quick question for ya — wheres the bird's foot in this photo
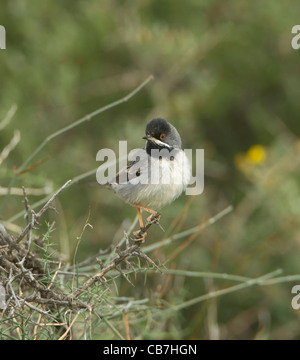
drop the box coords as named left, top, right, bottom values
left=146, top=211, right=160, bottom=224
left=146, top=212, right=164, bottom=232
left=134, top=212, right=164, bottom=243
left=133, top=229, right=147, bottom=243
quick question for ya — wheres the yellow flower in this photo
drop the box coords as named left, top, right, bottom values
left=246, top=145, right=267, bottom=165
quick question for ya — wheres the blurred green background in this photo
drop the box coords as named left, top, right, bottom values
left=1, top=0, right=300, bottom=339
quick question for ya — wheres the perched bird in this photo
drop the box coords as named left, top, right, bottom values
left=107, top=118, right=191, bottom=242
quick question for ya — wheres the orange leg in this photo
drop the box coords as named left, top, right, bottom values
left=133, top=204, right=163, bottom=242
left=136, top=207, right=144, bottom=228
left=135, top=204, right=157, bottom=215
left=135, top=204, right=161, bottom=225
left=134, top=206, right=147, bottom=242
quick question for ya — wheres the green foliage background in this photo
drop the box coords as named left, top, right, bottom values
left=1, top=0, right=300, bottom=339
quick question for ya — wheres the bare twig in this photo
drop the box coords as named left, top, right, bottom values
left=22, top=186, right=30, bottom=227
left=0, top=184, right=53, bottom=197
left=0, top=130, right=21, bottom=166
left=15, top=180, right=71, bottom=244
left=0, top=104, right=18, bottom=131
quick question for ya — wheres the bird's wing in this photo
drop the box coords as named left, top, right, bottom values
left=111, top=159, right=140, bottom=185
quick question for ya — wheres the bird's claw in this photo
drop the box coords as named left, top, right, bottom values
left=146, top=212, right=164, bottom=232
left=146, top=211, right=160, bottom=224
left=133, top=230, right=147, bottom=243
left=134, top=212, right=164, bottom=243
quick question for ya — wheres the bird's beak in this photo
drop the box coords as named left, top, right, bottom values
left=142, top=134, right=172, bottom=149
left=142, top=135, right=157, bottom=141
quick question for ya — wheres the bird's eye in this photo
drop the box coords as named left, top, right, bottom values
left=160, top=133, right=166, bottom=140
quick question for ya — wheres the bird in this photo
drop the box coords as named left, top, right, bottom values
left=108, top=118, right=191, bottom=242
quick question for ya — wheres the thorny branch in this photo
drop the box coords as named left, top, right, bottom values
left=0, top=180, right=162, bottom=336
left=70, top=226, right=162, bottom=299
